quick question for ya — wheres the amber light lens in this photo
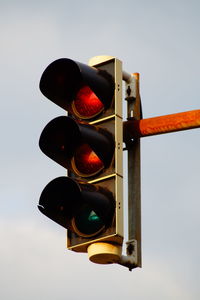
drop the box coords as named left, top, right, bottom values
left=72, top=144, right=104, bottom=177
left=72, top=86, right=104, bottom=119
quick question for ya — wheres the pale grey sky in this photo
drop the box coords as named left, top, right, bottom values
left=0, top=1, right=200, bottom=299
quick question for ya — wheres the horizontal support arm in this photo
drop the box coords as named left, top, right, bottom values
left=124, top=109, right=200, bottom=141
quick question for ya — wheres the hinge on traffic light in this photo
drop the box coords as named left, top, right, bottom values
left=123, top=130, right=136, bottom=151
left=125, top=73, right=142, bottom=119
left=123, top=75, right=136, bottom=151
left=118, top=239, right=138, bottom=271
left=125, top=73, right=136, bottom=100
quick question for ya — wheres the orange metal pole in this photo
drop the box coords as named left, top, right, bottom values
left=124, top=109, right=200, bottom=140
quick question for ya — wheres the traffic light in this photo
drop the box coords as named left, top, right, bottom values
left=38, top=56, right=123, bottom=264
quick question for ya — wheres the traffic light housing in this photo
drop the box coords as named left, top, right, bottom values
left=39, top=58, right=115, bottom=120
left=38, top=56, right=123, bottom=263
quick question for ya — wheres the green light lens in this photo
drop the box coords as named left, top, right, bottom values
left=73, top=204, right=105, bottom=237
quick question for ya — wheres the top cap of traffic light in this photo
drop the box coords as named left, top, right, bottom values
left=39, top=58, right=115, bottom=120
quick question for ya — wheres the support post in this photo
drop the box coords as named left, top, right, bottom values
left=119, top=73, right=142, bottom=270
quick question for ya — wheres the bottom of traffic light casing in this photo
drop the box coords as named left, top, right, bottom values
left=67, top=232, right=123, bottom=253
left=87, top=242, right=122, bottom=264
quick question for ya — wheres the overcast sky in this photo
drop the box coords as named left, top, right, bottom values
left=1, top=0, right=200, bottom=299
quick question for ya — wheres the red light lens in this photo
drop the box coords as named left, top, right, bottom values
left=72, top=144, right=104, bottom=177
left=72, top=86, right=104, bottom=119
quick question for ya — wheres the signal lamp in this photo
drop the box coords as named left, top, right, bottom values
left=38, top=176, right=115, bottom=238
left=72, top=143, right=104, bottom=177
left=71, top=85, right=104, bottom=119
left=39, top=116, right=114, bottom=178
left=39, top=58, right=114, bottom=120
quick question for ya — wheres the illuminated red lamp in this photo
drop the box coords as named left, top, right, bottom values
left=71, top=86, right=104, bottom=119
left=39, top=116, right=114, bottom=179
left=72, top=143, right=104, bottom=177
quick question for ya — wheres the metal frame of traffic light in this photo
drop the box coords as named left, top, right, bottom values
left=118, top=72, right=142, bottom=270
left=67, top=56, right=124, bottom=263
